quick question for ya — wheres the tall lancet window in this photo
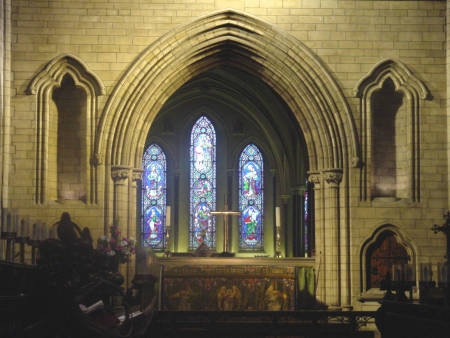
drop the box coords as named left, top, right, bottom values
left=239, top=144, right=264, bottom=251
left=190, top=116, right=216, bottom=249
left=142, top=144, right=167, bottom=250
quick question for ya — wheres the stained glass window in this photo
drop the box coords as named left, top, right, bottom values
left=142, top=144, right=166, bottom=250
left=239, top=144, right=264, bottom=250
left=190, top=116, right=216, bottom=249
left=304, top=185, right=309, bottom=254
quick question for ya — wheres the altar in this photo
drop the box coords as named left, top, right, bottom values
left=158, top=257, right=316, bottom=311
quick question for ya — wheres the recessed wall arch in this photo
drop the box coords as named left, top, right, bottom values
left=354, top=58, right=430, bottom=202
left=27, top=54, right=105, bottom=204
left=359, top=224, right=417, bottom=291
left=95, top=9, right=359, bottom=174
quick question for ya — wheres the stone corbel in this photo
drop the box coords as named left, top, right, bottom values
left=90, top=152, right=103, bottom=167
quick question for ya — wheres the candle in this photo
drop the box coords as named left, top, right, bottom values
left=13, top=213, right=19, bottom=234
left=49, top=225, right=56, bottom=239
left=36, top=222, right=42, bottom=240
left=37, top=222, right=42, bottom=240
left=166, top=206, right=171, bottom=226
left=442, top=264, right=448, bottom=283
left=275, top=206, right=280, bottom=228
left=23, top=216, right=30, bottom=238
left=32, top=223, right=38, bottom=241
left=421, top=263, right=432, bottom=282
left=438, top=263, right=447, bottom=283
left=6, top=212, right=12, bottom=232
left=406, top=264, right=415, bottom=282
left=1, top=208, right=5, bottom=233
left=40, top=222, right=48, bottom=240
left=19, top=219, right=25, bottom=238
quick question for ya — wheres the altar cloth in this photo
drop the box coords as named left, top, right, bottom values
left=162, top=265, right=297, bottom=311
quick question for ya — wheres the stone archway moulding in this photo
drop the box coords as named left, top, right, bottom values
left=95, top=9, right=359, bottom=173
left=95, top=9, right=360, bottom=307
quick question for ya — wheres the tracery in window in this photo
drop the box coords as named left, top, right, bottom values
left=142, top=144, right=167, bottom=249
left=239, top=144, right=264, bottom=250
left=189, top=116, right=216, bottom=249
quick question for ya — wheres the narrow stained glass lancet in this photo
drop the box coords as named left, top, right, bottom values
left=142, top=144, right=166, bottom=250
left=190, top=116, right=216, bottom=249
left=304, top=181, right=309, bottom=255
left=239, top=144, right=264, bottom=250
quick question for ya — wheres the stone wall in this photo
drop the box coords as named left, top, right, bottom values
left=5, top=0, right=449, bottom=307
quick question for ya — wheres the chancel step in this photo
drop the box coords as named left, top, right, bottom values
left=149, top=310, right=376, bottom=338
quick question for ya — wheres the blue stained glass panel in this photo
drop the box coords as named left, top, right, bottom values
left=304, top=190, right=309, bottom=254
left=190, top=116, right=216, bottom=249
left=239, top=144, right=264, bottom=250
left=142, top=144, right=166, bottom=249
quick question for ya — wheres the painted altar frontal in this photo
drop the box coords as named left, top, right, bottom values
left=160, top=258, right=315, bottom=311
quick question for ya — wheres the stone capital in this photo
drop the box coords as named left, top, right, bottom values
left=307, top=171, right=321, bottom=187
left=292, top=185, right=307, bottom=195
left=111, top=166, right=130, bottom=183
left=323, top=169, right=343, bottom=187
left=132, top=168, right=144, bottom=182
left=280, top=194, right=290, bottom=203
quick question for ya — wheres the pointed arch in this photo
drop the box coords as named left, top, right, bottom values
left=360, top=224, right=417, bottom=291
left=355, top=58, right=430, bottom=201
left=27, top=54, right=105, bottom=204
left=95, top=9, right=359, bottom=174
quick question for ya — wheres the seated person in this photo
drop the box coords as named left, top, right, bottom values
left=56, top=212, right=92, bottom=247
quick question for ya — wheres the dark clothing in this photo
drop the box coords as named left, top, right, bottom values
left=56, top=213, right=83, bottom=244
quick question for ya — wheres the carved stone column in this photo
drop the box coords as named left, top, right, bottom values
left=280, top=194, right=290, bottom=257
left=308, top=172, right=323, bottom=304
left=324, top=169, right=343, bottom=308
left=127, top=168, right=143, bottom=288
left=111, top=166, right=130, bottom=232
left=130, top=169, right=143, bottom=239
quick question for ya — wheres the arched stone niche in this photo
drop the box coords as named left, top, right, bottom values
left=27, top=54, right=105, bottom=204
left=360, top=225, right=416, bottom=291
left=354, top=59, right=430, bottom=202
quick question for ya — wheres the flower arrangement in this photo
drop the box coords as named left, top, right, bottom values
left=97, top=225, right=136, bottom=264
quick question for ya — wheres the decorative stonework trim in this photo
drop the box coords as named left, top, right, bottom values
left=27, top=54, right=104, bottom=204
left=323, top=169, right=343, bottom=187
left=307, top=171, right=321, bottom=187
left=354, top=58, right=430, bottom=202
left=354, top=58, right=429, bottom=100
left=131, top=168, right=144, bottom=182
left=111, top=166, right=130, bottom=182
left=95, top=9, right=359, bottom=173
left=27, top=54, right=105, bottom=96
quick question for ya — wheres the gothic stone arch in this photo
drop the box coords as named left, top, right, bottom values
left=96, top=9, right=359, bottom=308
left=27, top=54, right=105, bottom=204
left=354, top=58, right=430, bottom=202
